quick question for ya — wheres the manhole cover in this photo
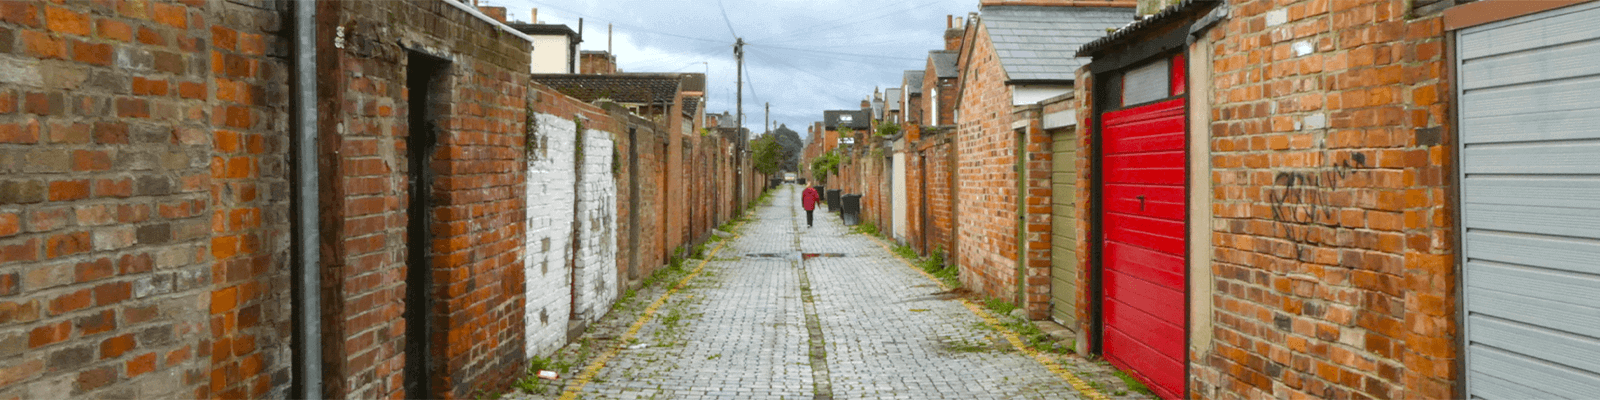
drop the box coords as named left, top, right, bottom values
left=800, top=253, right=847, bottom=260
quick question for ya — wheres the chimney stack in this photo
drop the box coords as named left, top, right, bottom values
left=478, top=6, right=507, bottom=23
left=529, top=8, right=538, bottom=23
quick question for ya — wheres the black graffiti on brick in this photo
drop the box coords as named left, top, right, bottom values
left=1267, top=152, right=1367, bottom=258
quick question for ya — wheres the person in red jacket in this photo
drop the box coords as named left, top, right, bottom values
left=801, top=186, right=821, bottom=228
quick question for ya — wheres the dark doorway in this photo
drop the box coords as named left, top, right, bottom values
left=919, top=152, right=929, bottom=256
left=404, top=51, right=447, bottom=400
left=628, top=127, right=640, bottom=281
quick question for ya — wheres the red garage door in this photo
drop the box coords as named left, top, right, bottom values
left=1100, top=57, right=1186, bottom=398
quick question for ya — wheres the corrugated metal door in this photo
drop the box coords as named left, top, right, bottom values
left=1051, top=128, right=1078, bottom=326
left=1101, top=96, right=1186, bottom=400
left=1459, top=3, right=1600, bottom=398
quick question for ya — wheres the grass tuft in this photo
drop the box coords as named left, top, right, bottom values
left=1112, top=369, right=1154, bottom=396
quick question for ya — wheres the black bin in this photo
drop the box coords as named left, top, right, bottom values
left=826, top=189, right=842, bottom=213
left=840, top=194, right=862, bottom=226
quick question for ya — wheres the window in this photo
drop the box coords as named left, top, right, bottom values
left=1121, top=59, right=1170, bottom=106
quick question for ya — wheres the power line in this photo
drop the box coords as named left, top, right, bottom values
left=520, top=1, right=728, bottom=44
left=747, top=43, right=924, bottom=62
left=743, top=62, right=761, bottom=107
left=716, top=0, right=740, bottom=39
left=747, top=0, right=962, bottom=43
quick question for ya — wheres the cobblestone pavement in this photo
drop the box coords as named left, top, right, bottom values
left=519, top=186, right=1116, bottom=400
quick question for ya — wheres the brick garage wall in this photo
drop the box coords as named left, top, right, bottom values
left=0, top=0, right=291, bottom=398
left=1072, top=66, right=1098, bottom=348
left=915, top=129, right=957, bottom=258
left=314, top=1, right=531, bottom=398
left=1189, top=0, right=1457, bottom=398
left=1012, top=106, right=1054, bottom=320
left=953, top=23, right=1026, bottom=303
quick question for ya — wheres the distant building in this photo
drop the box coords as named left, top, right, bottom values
left=511, top=22, right=582, bottom=73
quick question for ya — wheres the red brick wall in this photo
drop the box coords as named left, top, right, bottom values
left=579, top=52, right=616, bottom=75
left=0, top=0, right=291, bottom=398
left=1072, top=67, right=1099, bottom=346
left=1012, top=107, right=1054, bottom=320
left=315, top=1, right=531, bottom=398
left=912, top=129, right=958, bottom=258
left=953, top=23, right=1024, bottom=303
left=1188, top=0, right=1458, bottom=398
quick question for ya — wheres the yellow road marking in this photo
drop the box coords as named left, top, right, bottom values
left=557, top=232, right=734, bottom=400
left=868, top=236, right=1110, bottom=400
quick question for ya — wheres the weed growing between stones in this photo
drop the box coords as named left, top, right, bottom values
left=850, top=221, right=880, bottom=236
left=982, top=298, right=1073, bottom=355
left=1112, top=368, right=1153, bottom=396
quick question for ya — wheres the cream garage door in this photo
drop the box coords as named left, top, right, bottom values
left=1458, top=2, right=1600, bottom=398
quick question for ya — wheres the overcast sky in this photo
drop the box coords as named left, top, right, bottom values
left=496, top=0, right=978, bottom=140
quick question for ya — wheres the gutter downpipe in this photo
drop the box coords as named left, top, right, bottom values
left=291, top=0, right=322, bottom=398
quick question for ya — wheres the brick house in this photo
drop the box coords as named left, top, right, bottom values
left=921, top=50, right=960, bottom=127
left=902, top=70, right=927, bottom=128
left=580, top=50, right=618, bottom=74
left=1070, top=0, right=1600, bottom=398
left=948, top=1, right=1133, bottom=320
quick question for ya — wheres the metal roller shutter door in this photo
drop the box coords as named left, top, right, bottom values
left=1458, top=2, right=1600, bottom=398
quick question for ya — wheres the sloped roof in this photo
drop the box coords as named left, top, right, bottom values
left=824, top=110, right=871, bottom=130
left=682, top=97, right=700, bottom=117
left=930, top=51, right=959, bottom=79
left=904, top=70, right=926, bottom=94
left=1077, top=0, right=1221, bottom=57
left=980, top=5, right=1134, bottom=81
left=885, top=88, right=903, bottom=111
left=530, top=74, right=683, bottom=104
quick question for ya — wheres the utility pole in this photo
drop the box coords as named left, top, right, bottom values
left=765, top=102, right=770, bottom=136
left=735, top=38, right=744, bottom=140
left=734, top=38, right=745, bottom=209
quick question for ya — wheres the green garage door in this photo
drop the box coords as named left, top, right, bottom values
left=1050, top=128, right=1078, bottom=326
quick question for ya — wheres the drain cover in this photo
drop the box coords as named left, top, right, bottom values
left=800, top=253, right=847, bottom=260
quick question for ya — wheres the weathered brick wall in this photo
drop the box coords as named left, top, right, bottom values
left=0, top=0, right=291, bottom=398
left=953, top=24, right=1024, bottom=302
left=522, top=112, right=575, bottom=358
left=1190, top=0, right=1457, bottom=398
left=315, top=1, right=531, bottom=398
left=573, top=122, right=619, bottom=329
left=916, top=129, right=957, bottom=258
left=1072, top=67, right=1098, bottom=349
left=1012, top=106, right=1054, bottom=320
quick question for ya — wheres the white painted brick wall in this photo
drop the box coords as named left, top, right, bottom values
left=522, top=113, right=620, bottom=359
left=524, top=114, right=576, bottom=358
left=572, top=127, right=619, bottom=325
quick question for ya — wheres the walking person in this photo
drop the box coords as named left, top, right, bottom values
left=801, top=185, right=821, bottom=228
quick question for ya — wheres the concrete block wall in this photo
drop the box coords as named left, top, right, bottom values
left=0, top=0, right=292, bottom=398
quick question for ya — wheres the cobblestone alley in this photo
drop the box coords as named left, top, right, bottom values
left=509, top=186, right=1146, bottom=400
